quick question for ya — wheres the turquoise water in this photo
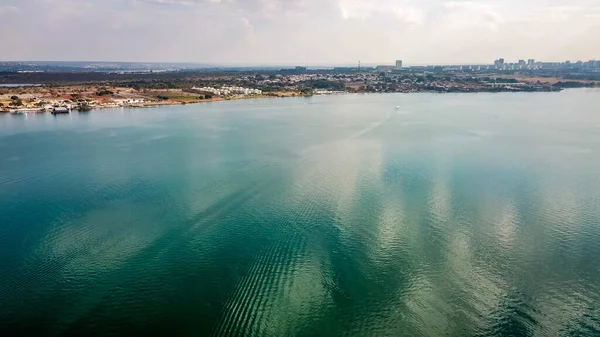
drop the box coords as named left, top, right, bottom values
left=1, top=91, right=600, bottom=336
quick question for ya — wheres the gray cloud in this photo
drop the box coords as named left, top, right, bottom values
left=1, top=0, right=599, bottom=64
left=0, top=5, right=19, bottom=16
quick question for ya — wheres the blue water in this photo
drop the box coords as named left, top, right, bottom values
left=1, top=91, right=600, bottom=336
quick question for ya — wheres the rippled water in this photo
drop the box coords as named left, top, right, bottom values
left=1, top=91, right=600, bottom=336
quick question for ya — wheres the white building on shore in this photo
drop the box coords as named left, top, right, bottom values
left=191, top=86, right=262, bottom=96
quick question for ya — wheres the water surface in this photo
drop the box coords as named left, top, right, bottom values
left=1, top=91, right=600, bottom=336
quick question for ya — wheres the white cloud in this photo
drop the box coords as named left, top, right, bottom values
left=438, top=1, right=503, bottom=31
left=1, top=0, right=599, bottom=64
left=520, top=5, right=600, bottom=22
left=136, top=0, right=195, bottom=5
left=339, top=0, right=424, bottom=25
left=0, top=5, right=19, bottom=16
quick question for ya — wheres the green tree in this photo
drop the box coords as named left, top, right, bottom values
left=96, top=89, right=114, bottom=96
left=78, top=104, right=92, bottom=112
left=309, top=79, right=345, bottom=91
left=300, top=87, right=313, bottom=96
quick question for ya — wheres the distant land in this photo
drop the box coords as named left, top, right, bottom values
left=1, top=58, right=598, bottom=114
left=2, top=59, right=599, bottom=74
left=0, top=61, right=353, bottom=73
left=0, top=61, right=239, bottom=73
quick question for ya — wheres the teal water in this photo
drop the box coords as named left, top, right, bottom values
left=1, top=91, right=600, bottom=336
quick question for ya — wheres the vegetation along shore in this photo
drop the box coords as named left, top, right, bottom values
left=1, top=67, right=598, bottom=114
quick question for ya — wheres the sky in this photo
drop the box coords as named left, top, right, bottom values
left=1, top=0, right=600, bottom=65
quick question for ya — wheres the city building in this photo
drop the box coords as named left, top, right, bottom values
left=395, top=60, right=403, bottom=69
left=191, top=86, right=262, bottom=96
left=494, top=58, right=505, bottom=69
left=377, top=65, right=396, bottom=72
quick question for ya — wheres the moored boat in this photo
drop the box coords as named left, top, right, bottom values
left=52, top=107, right=70, bottom=114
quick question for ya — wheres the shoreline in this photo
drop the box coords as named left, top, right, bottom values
left=2, top=88, right=590, bottom=115
left=4, top=70, right=595, bottom=114
left=0, top=92, right=302, bottom=114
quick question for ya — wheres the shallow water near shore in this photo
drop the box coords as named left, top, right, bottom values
left=1, top=91, right=600, bottom=336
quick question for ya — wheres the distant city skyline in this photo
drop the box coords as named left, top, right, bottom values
left=1, top=58, right=598, bottom=69
left=1, top=0, right=600, bottom=64
left=2, top=58, right=599, bottom=69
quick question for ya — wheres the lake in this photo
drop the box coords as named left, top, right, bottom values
left=0, top=84, right=41, bottom=87
left=1, top=91, right=599, bottom=336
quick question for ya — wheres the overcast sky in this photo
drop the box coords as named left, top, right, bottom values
left=1, top=0, right=599, bottom=65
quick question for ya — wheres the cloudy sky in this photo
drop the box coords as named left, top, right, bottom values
left=1, top=0, right=599, bottom=65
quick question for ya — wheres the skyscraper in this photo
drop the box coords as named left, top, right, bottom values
left=395, top=60, right=403, bottom=69
left=494, top=58, right=505, bottom=69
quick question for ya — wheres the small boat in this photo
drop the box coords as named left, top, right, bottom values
left=20, top=108, right=43, bottom=114
left=52, top=107, right=70, bottom=115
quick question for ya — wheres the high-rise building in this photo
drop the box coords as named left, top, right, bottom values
left=395, top=60, right=403, bottom=69
left=494, top=58, right=505, bottom=69
left=527, top=59, right=536, bottom=67
left=518, top=60, right=526, bottom=66
left=377, top=65, right=396, bottom=72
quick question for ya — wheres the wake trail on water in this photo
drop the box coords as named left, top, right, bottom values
left=350, top=111, right=395, bottom=139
